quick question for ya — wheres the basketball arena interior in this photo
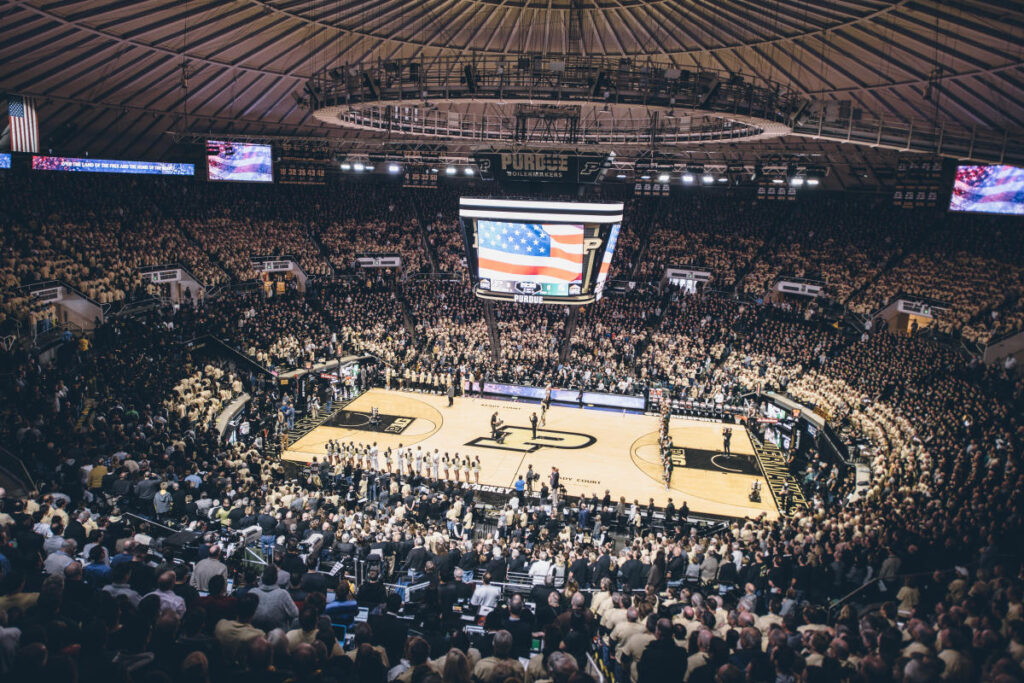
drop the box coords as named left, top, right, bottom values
left=1, top=2, right=1023, bottom=682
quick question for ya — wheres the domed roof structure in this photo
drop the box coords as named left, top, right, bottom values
left=2, top=0, right=1021, bottom=160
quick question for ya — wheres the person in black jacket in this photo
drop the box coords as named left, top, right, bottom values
left=665, top=546, right=687, bottom=587
left=485, top=547, right=507, bottom=582
left=357, top=568, right=387, bottom=607
left=569, top=554, right=590, bottom=588
left=65, top=511, right=88, bottom=549
left=663, top=499, right=676, bottom=533
left=619, top=550, right=642, bottom=589
left=279, top=539, right=305, bottom=579
left=507, top=547, right=528, bottom=575
left=534, top=588, right=563, bottom=630
left=505, top=594, right=535, bottom=658
left=637, top=619, right=686, bottom=683
left=453, top=567, right=475, bottom=601
left=368, top=592, right=408, bottom=667
left=458, top=542, right=478, bottom=574
left=403, top=536, right=430, bottom=576
left=437, top=571, right=460, bottom=614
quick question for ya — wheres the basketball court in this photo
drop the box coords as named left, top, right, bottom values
left=282, top=388, right=779, bottom=520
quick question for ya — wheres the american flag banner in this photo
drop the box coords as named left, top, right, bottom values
left=949, top=164, right=1024, bottom=215
left=8, top=95, right=39, bottom=153
left=477, top=220, right=584, bottom=284
left=206, top=140, right=273, bottom=182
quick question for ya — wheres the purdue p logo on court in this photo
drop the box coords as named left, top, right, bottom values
left=466, top=426, right=596, bottom=453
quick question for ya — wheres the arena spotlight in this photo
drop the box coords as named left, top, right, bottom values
left=790, top=177, right=805, bottom=187
left=717, top=177, right=728, bottom=183
left=771, top=177, right=785, bottom=184
left=445, top=166, right=457, bottom=175
left=658, top=173, right=670, bottom=182
left=701, top=174, right=714, bottom=184
left=353, top=162, right=365, bottom=172
left=640, top=174, right=651, bottom=180
left=682, top=173, right=695, bottom=184
left=388, top=164, right=401, bottom=174
left=616, top=173, right=627, bottom=179
left=463, top=167, right=474, bottom=176
left=806, top=178, right=820, bottom=186
left=340, top=163, right=351, bottom=170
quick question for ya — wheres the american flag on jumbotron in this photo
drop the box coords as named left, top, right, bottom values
left=477, top=220, right=584, bottom=284
left=206, top=140, right=273, bottom=182
left=950, top=164, right=1024, bottom=215
left=8, top=95, right=39, bottom=154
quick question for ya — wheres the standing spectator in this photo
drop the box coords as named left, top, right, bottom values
left=214, top=594, right=265, bottom=666
left=190, top=545, right=228, bottom=592
left=638, top=619, right=686, bottom=683
left=252, top=565, right=299, bottom=631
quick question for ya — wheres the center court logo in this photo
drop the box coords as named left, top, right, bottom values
left=466, top=426, right=596, bottom=453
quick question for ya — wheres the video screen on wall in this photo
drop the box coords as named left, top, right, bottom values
left=206, top=140, right=273, bottom=182
left=949, top=164, right=1024, bottom=215
left=459, top=198, right=624, bottom=305
left=32, top=155, right=193, bottom=176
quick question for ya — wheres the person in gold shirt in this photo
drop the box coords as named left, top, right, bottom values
left=87, top=458, right=108, bottom=490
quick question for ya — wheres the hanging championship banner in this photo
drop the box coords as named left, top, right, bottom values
left=474, top=150, right=610, bottom=183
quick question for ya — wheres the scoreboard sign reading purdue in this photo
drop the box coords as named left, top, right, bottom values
left=474, top=150, right=609, bottom=183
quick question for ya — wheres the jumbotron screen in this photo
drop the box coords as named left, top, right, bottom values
left=949, top=164, right=1024, bottom=215
left=459, top=198, right=624, bottom=305
left=206, top=140, right=273, bottom=182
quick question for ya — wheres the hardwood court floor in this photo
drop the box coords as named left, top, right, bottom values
left=283, top=388, right=778, bottom=520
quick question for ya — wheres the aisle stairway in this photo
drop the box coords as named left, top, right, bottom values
left=409, top=192, right=441, bottom=272
left=840, top=249, right=909, bottom=308
left=306, top=227, right=337, bottom=277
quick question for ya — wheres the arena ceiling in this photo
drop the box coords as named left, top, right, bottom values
left=2, top=0, right=1023, bottom=162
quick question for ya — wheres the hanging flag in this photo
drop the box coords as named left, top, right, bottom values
left=8, top=95, right=39, bottom=153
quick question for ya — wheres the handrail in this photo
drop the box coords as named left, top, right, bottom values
left=0, top=445, right=35, bottom=493
left=985, top=327, right=1024, bottom=348
left=773, top=274, right=827, bottom=287
left=827, top=575, right=895, bottom=621
left=793, top=111, right=1024, bottom=165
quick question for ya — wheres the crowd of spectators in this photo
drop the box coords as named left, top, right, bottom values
left=490, top=303, right=569, bottom=387
left=0, top=290, right=1021, bottom=682
left=4, top=174, right=1024, bottom=345
left=639, top=196, right=766, bottom=289
left=407, top=280, right=492, bottom=372
left=0, top=175, right=229, bottom=326
left=165, top=362, right=244, bottom=430
left=1, top=173, right=1023, bottom=682
left=563, top=288, right=661, bottom=395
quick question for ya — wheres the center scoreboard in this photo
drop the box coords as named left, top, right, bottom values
left=459, top=198, right=624, bottom=305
